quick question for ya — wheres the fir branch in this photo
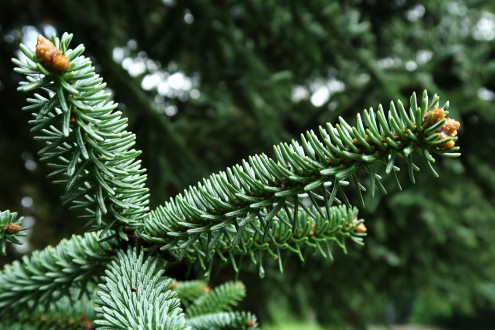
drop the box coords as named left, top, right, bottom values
left=12, top=33, right=149, bottom=233
left=141, top=91, right=457, bottom=269
left=94, top=248, right=188, bottom=329
left=0, top=210, right=26, bottom=255
left=173, top=204, right=361, bottom=273
left=2, top=294, right=95, bottom=330
left=171, top=280, right=210, bottom=307
left=0, top=231, right=115, bottom=313
left=187, top=311, right=259, bottom=330
left=186, top=281, right=246, bottom=318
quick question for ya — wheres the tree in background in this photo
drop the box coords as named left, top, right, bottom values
left=0, top=1, right=494, bottom=328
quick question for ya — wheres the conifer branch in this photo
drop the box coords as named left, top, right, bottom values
left=186, top=281, right=246, bottom=318
left=94, top=248, right=188, bottom=329
left=172, top=280, right=259, bottom=329
left=0, top=210, right=26, bottom=255
left=156, top=204, right=363, bottom=273
left=13, top=33, right=149, bottom=234
left=173, top=280, right=258, bottom=329
left=0, top=231, right=115, bottom=313
left=172, top=280, right=211, bottom=307
left=1, top=294, right=95, bottom=330
left=6, top=30, right=465, bottom=329
left=141, top=91, right=459, bottom=269
left=187, top=311, right=259, bottom=330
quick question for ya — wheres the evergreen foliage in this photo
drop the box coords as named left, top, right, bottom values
left=0, top=31, right=462, bottom=328
left=13, top=34, right=149, bottom=235
left=95, top=248, right=188, bottom=329
left=1, top=1, right=494, bottom=328
left=141, top=90, right=459, bottom=272
left=0, top=294, right=95, bottom=330
left=0, top=0, right=484, bottom=328
left=0, top=231, right=114, bottom=312
left=185, top=281, right=246, bottom=317
left=172, top=280, right=211, bottom=306
left=187, top=312, right=258, bottom=330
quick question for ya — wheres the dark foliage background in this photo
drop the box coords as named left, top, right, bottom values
left=1, top=0, right=494, bottom=328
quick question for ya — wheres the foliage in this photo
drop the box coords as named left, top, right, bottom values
left=1, top=0, right=494, bottom=328
left=0, top=231, right=114, bottom=311
left=95, top=248, right=188, bottom=329
left=14, top=34, right=149, bottom=234
left=0, top=30, right=461, bottom=328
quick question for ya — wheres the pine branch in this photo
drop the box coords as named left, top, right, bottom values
left=0, top=210, right=26, bottom=255
left=94, top=248, right=188, bottom=329
left=140, top=91, right=459, bottom=269
left=12, top=33, right=149, bottom=233
left=187, top=311, right=258, bottom=330
left=0, top=231, right=115, bottom=314
left=186, top=281, right=246, bottom=318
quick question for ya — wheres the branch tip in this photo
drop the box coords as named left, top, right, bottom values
left=423, top=108, right=460, bottom=149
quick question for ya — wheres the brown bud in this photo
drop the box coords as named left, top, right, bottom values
left=3, top=223, right=21, bottom=235
left=203, top=286, right=211, bottom=293
left=423, top=108, right=461, bottom=149
left=246, top=319, right=257, bottom=328
left=440, top=118, right=461, bottom=137
left=354, top=223, right=367, bottom=234
left=35, top=35, right=69, bottom=73
left=437, top=117, right=460, bottom=149
left=423, top=108, right=445, bottom=125
left=440, top=140, right=454, bottom=149
left=170, top=281, right=178, bottom=290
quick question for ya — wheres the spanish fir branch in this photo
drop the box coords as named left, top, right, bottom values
left=12, top=33, right=149, bottom=233
left=140, top=91, right=459, bottom=269
left=94, top=248, right=189, bottom=330
left=2, top=293, right=95, bottom=330
left=171, top=280, right=211, bottom=307
left=173, top=280, right=258, bottom=330
left=186, top=281, right=246, bottom=318
left=170, top=280, right=257, bottom=329
left=165, top=204, right=362, bottom=273
left=6, top=31, right=464, bottom=330
left=0, top=231, right=115, bottom=313
left=187, top=312, right=259, bottom=330
left=0, top=210, right=26, bottom=255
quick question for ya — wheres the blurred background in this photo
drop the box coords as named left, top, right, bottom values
left=1, top=0, right=494, bottom=329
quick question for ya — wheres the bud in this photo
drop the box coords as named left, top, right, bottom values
left=3, top=223, right=21, bottom=235
left=354, top=223, right=367, bottom=233
left=423, top=108, right=445, bottom=125
left=245, top=319, right=257, bottom=328
left=423, top=108, right=460, bottom=149
left=35, top=35, right=70, bottom=73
